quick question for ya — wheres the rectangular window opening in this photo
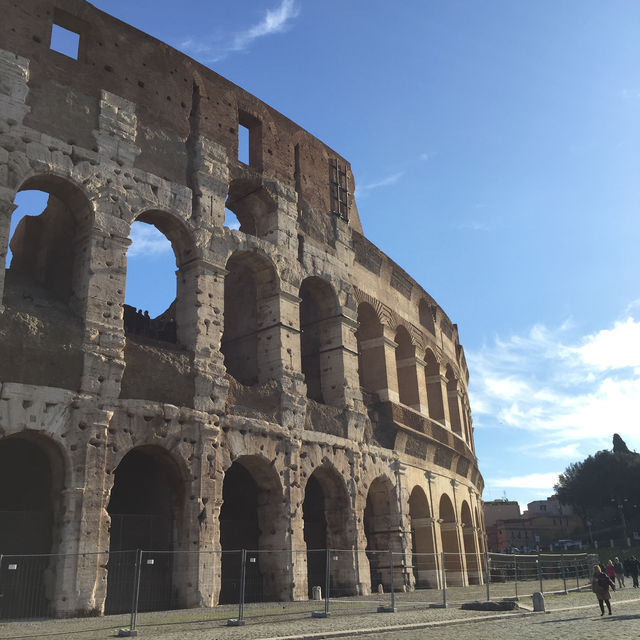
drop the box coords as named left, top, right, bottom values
left=50, top=23, right=80, bottom=60
left=238, top=110, right=262, bottom=169
left=238, top=123, right=250, bottom=165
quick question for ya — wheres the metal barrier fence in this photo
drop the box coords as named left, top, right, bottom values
left=0, top=549, right=598, bottom=633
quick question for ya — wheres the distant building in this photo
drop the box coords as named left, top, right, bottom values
left=484, top=497, right=582, bottom=552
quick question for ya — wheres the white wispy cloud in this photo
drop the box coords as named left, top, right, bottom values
left=355, top=171, right=404, bottom=197
left=468, top=316, right=640, bottom=463
left=486, top=472, right=562, bottom=490
left=128, top=223, right=173, bottom=258
left=181, top=0, right=299, bottom=63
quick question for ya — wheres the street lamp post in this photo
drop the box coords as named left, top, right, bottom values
left=611, top=498, right=629, bottom=546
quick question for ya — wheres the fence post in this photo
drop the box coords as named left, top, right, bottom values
left=324, top=548, right=331, bottom=617
left=575, top=557, right=580, bottom=590
left=117, top=549, right=142, bottom=637
left=514, top=556, right=518, bottom=600
left=485, top=552, right=490, bottom=602
left=442, top=552, right=447, bottom=608
left=226, top=549, right=247, bottom=626
left=537, top=552, right=543, bottom=594
left=561, top=553, right=567, bottom=594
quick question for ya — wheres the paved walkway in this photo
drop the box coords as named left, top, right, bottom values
left=0, top=589, right=638, bottom=640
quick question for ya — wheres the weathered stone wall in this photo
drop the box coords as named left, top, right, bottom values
left=0, top=0, right=485, bottom=616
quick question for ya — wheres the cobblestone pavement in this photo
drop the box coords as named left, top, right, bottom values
left=0, top=589, right=638, bottom=640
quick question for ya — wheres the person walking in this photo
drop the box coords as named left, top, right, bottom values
left=629, top=556, right=640, bottom=588
left=605, top=560, right=616, bottom=588
left=592, top=564, right=614, bottom=616
left=613, top=557, right=625, bottom=588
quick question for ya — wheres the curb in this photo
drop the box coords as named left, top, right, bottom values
left=254, top=610, right=537, bottom=640
left=254, top=596, right=640, bottom=640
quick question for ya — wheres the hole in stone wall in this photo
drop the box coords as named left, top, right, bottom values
left=238, top=124, right=250, bottom=165
left=49, top=23, right=80, bottom=59
left=5, top=190, right=49, bottom=270
left=124, top=221, right=177, bottom=344
left=224, top=207, right=240, bottom=230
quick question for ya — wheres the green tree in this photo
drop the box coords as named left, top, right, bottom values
left=554, top=435, right=640, bottom=534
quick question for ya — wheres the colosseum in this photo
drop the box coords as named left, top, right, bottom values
left=0, top=0, right=485, bottom=617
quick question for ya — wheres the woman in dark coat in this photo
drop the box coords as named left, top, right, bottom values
left=592, top=564, right=614, bottom=616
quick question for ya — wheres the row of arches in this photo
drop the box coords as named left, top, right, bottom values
left=0, top=433, right=484, bottom=616
left=2, top=176, right=471, bottom=445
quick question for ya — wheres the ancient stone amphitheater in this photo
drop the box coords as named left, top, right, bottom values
left=0, top=0, right=485, bottom=617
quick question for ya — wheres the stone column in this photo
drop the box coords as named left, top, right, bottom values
left=54, top=404, right=112, bottom=615
left=256, top=289, right=300, bottom=383
left=76, top=225, right=129, bottom=399
left=284, top=439, right=308, bottom=600
left=0, top=196, right=17, bottom=311
left=447, top=383, right=465, bottom=438
left=176, top=256, right=228, bottom=413
left=426, top=363, right=451, bottom=427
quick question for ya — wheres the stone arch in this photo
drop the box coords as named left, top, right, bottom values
left=445, top=365, right=463, bottom=437
left=120, top=209, right=198, bottom=405
left=299, top=276, right=341, bottom=406
left=460, top=500, right=481, bottom=584
left=225, top=179, right=277, bottom=239
left=394, top=324, right=420, bottom=408
left=418, top=299, right=435, bottom=335
left=5, top=174, right=93, bottom=306
left=105, top=445, right=186, bottom=613
left=221, top=250, right=279, bottom=386
left=424, top=349, right=446, bottom=423
left=219, top=454, right=288, bottom=603
left=438, top=493, right=464, bottom=585
left=0, top=175, right=93, bottom=391
left=363, top=475, right=401, bottom=591
left=302, top=462, right=356, bottom=596
left=408, top=486, right=437, bottom=588
left=355, top=302, right=385, bottom=398
left=0, top=431, right=66, bottom=618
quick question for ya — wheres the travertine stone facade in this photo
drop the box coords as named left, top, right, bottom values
left=0, top=0, right=485, bottom=616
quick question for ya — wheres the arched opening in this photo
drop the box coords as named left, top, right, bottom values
left=1, top=177, right=91, bottom=390
left=225, top=180, right=276, bottom=239
left=0, top=434, right=64, bottom=618
left=121, top=211, right=195, bottom=406
left=299, top=277, right=340, bottom=406
left=408, top=486, right=437, bottom=588
left=394, top=326, right=419, bottom=408
left=224, top=207, right=241, bottom=230
left=438, top=494, right=464, bottom=585
left=418, top=299, right=435, bottom=335
left=363, top=476, right=401, bottom=592
left=461, top=501, right=481, bottom=584
left=303, top=465, right=355, bottom=597
left=221, top=251, right=277, bottom=387
left=424, top=349, right=445, bottom=423
left=106, top=447, right=184, bottom=613
left=446, top=366, right=463, bottom=437
left=355, top=302, right=385, bottom=400
left=219, top=456, right=287, bottom=603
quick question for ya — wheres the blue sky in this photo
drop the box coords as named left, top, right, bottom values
left=9, top=1, right=640, bottom=511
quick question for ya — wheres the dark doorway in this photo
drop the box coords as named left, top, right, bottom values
left=303, top=475, right=327, bottom=597
left=0, top=437, right=60, bottom=619
left=105, top=448, right=182, bottom=613
left=219, top=462, right=262, bottom=604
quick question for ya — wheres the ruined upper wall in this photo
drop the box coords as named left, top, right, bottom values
left=0, top=0, right=363, bottom=234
